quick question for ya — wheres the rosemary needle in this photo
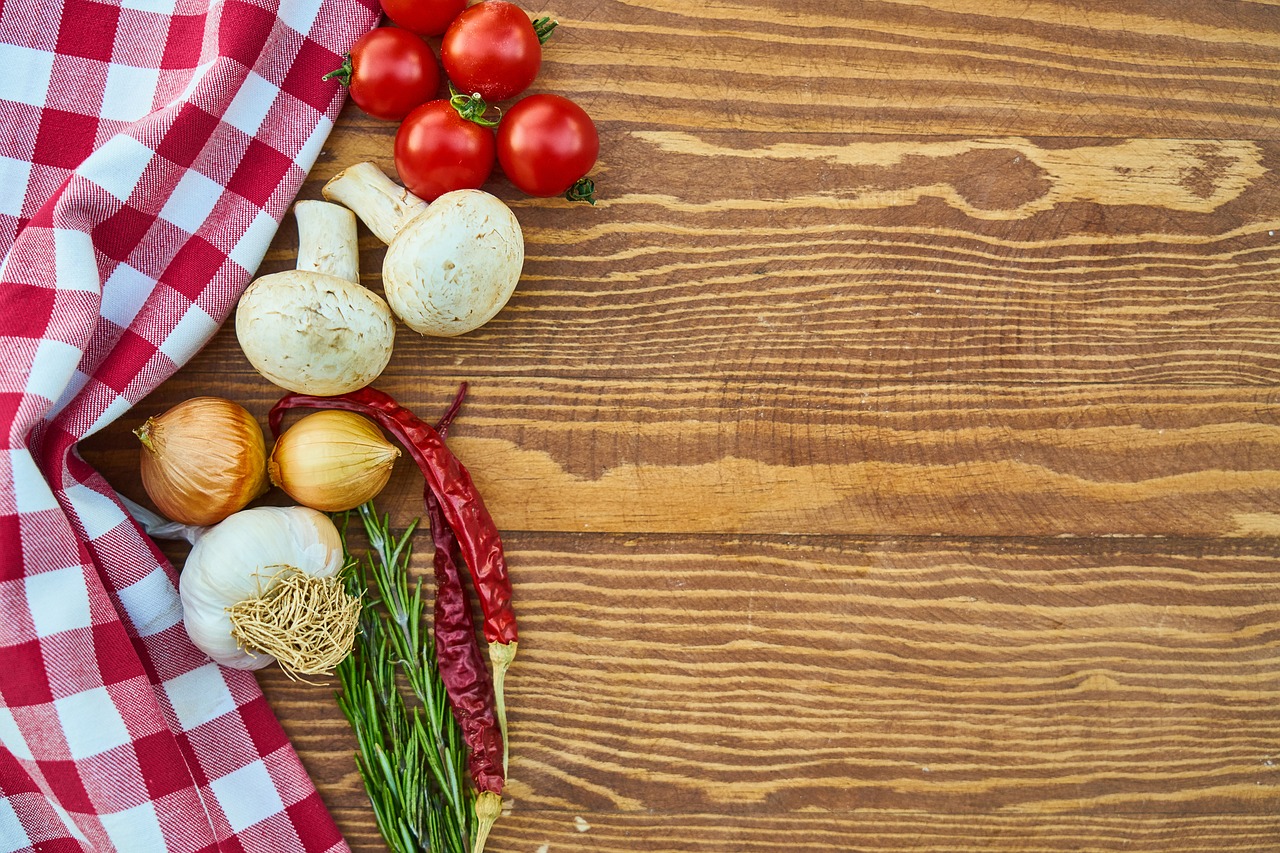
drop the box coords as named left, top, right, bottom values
left=336, top=503, right=475, bottom=853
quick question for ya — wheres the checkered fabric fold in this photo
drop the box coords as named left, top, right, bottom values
left=0, top=0, right=378, bottom=849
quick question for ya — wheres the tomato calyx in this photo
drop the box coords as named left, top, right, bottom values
left=532, top=16, right=558, bottom=44
left=564, top=177, right=596, bottom=205
left=322, top=54, right=354, bottom=87
left=448, top=84, right=502, bottom=127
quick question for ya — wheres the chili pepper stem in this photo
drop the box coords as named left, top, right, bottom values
left=471, top=791, right=502, bottom=853
left=489, top=640, right=517, bottom=775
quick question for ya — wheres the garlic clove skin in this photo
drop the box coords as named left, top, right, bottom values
left=269, top=410, right=400, bottom=512
left=136, top=397, right=269, bottom=526
left=179, top=506, right=343, bottom=670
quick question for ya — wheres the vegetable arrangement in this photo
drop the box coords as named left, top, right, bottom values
left=330, top=0, right=600, bottom=204
left=124, top=5, right=604, bottom=851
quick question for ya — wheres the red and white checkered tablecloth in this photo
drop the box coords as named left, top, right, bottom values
left=0, top=0, right=379, bottom=848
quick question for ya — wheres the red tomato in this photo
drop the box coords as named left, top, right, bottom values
left=441, top=1, right=555, bottom=103
left=379, top=0, right=466, bottom=37
left=332, top=28, right=440, bottom=121
left=497, top=94, right=598, bottom=199
left=395, top=100, right=496, bottom=201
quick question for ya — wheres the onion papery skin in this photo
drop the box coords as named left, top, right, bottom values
left=269, top=410, right=399, bottom=512
left=136, top=397, right=269, bottom=526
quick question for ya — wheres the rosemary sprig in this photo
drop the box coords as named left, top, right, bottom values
left=336, top=502, right=475, bottom=853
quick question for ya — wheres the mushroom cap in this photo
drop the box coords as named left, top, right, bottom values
left=382, top=189, right=524, bottom=337
left=235, top=269, right=396, bottom=396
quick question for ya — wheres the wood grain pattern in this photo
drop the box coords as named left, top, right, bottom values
left=78, top=0, right=1280, bottom=849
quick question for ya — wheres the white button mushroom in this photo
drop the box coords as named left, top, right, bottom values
left=323, top=162, right=524, bottom=337
left=235, top=200, right=396, bottom=396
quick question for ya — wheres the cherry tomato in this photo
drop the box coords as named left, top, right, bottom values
left=395, top=100, right=496, bottom=201
left=379, top=0, right=466, bottom=37
left=329, top=28, right=440, bottom=121
left=441, top=1, right=556, bottom=103
left=497, top=94, right=598, bottom=199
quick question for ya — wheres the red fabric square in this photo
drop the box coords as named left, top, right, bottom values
left=285, top=795, right=342, bottom=849
left=92, top=622, right=140, bottom=687
left=36, top=759, right=94, bottom=813
left=94, top=205, right=155, bottom=263
left=33, top=109, right=99, bottom=171
left=0, top=641, right=53, bottom=705
left=226, top=139, right=292, bottom=207
left=238, top=695, right=288, bottom=757
left=160, top=14, right=207, bottom=70
left=162, top=235, right=224, bottom=299
left=218, top=0, right=273, bottom=68
left=0, top=283, right=55, bottom=335
left=154, top=103, right=220, bottom=169
left=280, top=38, right=341, bottom=113
left=55, top=0, right=120, bottom=62
left=98, top=329, right=158, bottom=392
left=132, top=731, right=191, bottom=800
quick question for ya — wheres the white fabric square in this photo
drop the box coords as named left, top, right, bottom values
left=25, top=565, right=92, bottom=638
left=0, top=43, right=54, bottom=107
left=158, top=303, right=216, bottom=363
left=0, top=798, right=29, bottom=850
left=11, top=450, right=59, bottom=513
left=100, top=800, right=166, bottom=851
left=82, top=136, right=154, bottom=204
left=162, top=665, right=236, bottom=730
left=209, top=761, right=284, bottom=833
left=0, top=156, right=32, bottom=217
left=63, top=483, right=127, bottom=540
left=277, top=0, right=323, bottom=37
left=54, top=228, right=101, bottom=293
left=25, top=338, right=80, bottom=404
left=227, top=208, right=278, bottom=272
left=159, top=169, right=223, bottom=234
left=115, top=567, right=183, bottom=639
left=54, top=687, right=131, bottom=759
left=295, top=114, right=332, bottom=175
left=221, top=72, right=278, bottom=137
left=121, top=0, right=176, bottom=11
left=100, top=64, right=160, bottom=122
left=100, top=261, right=156, bottom=328
left=0, top=706, right=33, bottom=760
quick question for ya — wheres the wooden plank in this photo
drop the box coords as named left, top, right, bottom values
left=338, top=809, right=1280, bottom=853
left=247, top=532, right=1280, bottom=848
left=530, top=0, right=1280, bottom=138
left=80, top=378, right=1280, bottom=539
left=184, top=131, right=1280, bottom=387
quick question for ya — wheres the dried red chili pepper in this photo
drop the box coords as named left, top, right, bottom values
left=269, top=385, right=519, bottom=786
left=430, top=384, right=504, bottom=851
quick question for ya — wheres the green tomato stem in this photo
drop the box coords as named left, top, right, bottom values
left=565, top=177, right=597, bottom=205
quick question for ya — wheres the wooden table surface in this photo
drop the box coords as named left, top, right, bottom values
left=81, top=1, right=1280, bottom=850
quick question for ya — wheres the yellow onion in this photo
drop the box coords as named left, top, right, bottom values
left=135, top=397, right=269, bottom=526
left=269, top=410, right=400, bottom=512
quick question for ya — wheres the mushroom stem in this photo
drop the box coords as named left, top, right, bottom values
left=294, top=200, right=360, bottom=284
left=323, top=162, right=429, bottom=247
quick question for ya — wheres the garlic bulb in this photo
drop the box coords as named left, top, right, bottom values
left=179, top=506, right=359, bottom=677
left=135, top=397, right=268, bottom=526
left=269, top=410, right=400, bottom=512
